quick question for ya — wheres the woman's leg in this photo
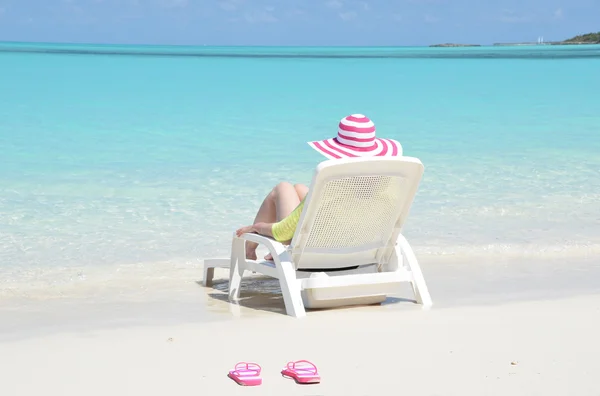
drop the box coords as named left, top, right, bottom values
left=293, top=183, right=309, bottom=202
left=245, top=182, right=308, bottom=259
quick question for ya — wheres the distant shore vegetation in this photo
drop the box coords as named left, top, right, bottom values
left=430, top=31, right=600, bottom=47
left=563, top=32, right=600, bottom=43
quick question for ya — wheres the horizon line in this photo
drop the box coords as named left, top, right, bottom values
left=0, top=39, right=497, bottom=48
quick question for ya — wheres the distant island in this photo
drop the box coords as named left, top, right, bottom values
left=431, top=31, right=599, bottom=47
left=495, top=31, right=599, bottom=46
left=562, top=32, right=600, bottom=44
left=429, top=43, right=481, bottom=48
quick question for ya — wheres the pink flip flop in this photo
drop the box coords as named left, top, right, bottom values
left=281, top=360, right=321, bottom=384
left=228, top=362, right=262, bottom=386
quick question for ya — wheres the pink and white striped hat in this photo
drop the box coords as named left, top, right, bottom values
left=308, top=114, right=403, bottom=160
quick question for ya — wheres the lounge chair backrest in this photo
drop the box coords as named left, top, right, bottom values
left=290, top=157, right=424, bottom=270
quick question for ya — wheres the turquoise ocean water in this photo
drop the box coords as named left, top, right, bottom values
left=1, top=42, right=599, bottom=301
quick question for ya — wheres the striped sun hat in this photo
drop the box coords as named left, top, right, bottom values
left=307, top=114, right=403, bottom=160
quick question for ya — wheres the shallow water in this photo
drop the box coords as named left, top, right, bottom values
left=1, top=43, right=599, bottom=301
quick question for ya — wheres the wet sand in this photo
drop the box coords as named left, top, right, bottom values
left=1, top=255, right=599, bottom=338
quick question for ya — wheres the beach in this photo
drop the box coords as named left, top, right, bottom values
left=1, top=43, right=600, bottom=395
left=2, top=254, right=600, bottom=395
left=1, top=280, right=599, bottom=396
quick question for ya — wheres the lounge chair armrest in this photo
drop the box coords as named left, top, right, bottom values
left=234, top=233, right=289, bottom=260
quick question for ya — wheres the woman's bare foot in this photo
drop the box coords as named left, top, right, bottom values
left=246, top=245, right=258, bottom=260
left=235, top=225, right=259, bottom=260
left=264, top=238, right=291, bottom=261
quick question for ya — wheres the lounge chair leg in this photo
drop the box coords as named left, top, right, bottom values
left=228, top=238, right=246, bottom=301
left=201, top=258, right=230, bottom=287
left=203, top=267, right=215, bottom=287
left=396, top=236, right=433, bottom=308
left=275, top=254, right=306, bottom=318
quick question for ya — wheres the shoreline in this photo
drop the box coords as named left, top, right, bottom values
left=2, top=254, right=599, bottom=342
left=2, top=242, right=600, bottom=301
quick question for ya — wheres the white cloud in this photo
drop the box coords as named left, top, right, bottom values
left=286, top=8, right=305, bottom=17
left=339, top=10, right=357, bottom=20
left=424, top=14, right=440, bottom=23
left=325, top=0, right=343, bottom=9
left=554, top=8, right=563, bottom=19
left=219, top=0, right=242, bottom=12
left=358, top=1, right=370, bottom=11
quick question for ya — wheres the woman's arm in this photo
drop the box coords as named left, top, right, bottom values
left=236, top=200, right=304, bottom=242
left=252, top=222, right=275, bottom=237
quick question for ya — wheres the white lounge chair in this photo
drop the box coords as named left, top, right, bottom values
left=202, top=156, right=432, bottom=318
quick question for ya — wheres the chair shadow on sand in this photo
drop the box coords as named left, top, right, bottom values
left=197, top=277, right=417, bottom=317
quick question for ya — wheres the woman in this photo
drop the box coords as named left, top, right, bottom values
left=236, top=113, right=404, bottom=260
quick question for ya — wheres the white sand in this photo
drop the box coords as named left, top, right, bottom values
left=1, top=292, right=599, bottom=396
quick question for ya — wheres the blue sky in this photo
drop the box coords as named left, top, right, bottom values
left=0, top=0, right=597, bottom=46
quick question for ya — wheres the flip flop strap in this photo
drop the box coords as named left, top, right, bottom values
left=287, top=360, right=317, bottom=374
left=234, top=362, right=261, bottom=374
